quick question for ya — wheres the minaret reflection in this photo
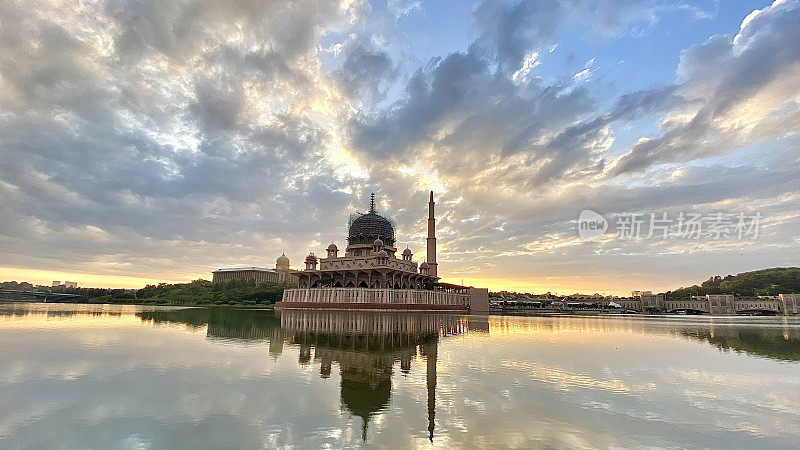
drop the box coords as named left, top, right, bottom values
left=421, top=340, right=437, bottom=442
left=278, top=310, right=487, bottom=441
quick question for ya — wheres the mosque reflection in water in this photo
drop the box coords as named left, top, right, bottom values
left=138, top=308, right=489, bottom=441
left=133, top=307, right=800, bottom=441
left=280, top=311, right=484, bottom=440
left=4, top=304, right=800, bottom=448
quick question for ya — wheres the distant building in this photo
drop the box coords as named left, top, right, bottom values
left=662, top=296, right=704, bottom=313
left=637, top=292, right=664, bottom=310
left=669, top=294, right=736, bottom=315
left=781, top=294, right=800, bottom=315
left=615, top=297, right=642, bottom=311
left=557, top=291, right=666, bottom=312
left=659, top=294, right=799, bottom=315
left=736, top=297, right=783, bottom=314
left=64, top=281, right=77, bottom=288
left=491, top=290, right=800, bottom=315
left=706, top=294, right=735, bottom=315
left=52, top=281, right=61, bottom=287
left=212, top=254, right=298, bottom=286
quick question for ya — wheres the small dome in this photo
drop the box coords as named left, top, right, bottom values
left=376, top=250, right=388, bottom=258
left=420, top=261, right=429, bottom=269
left=276, top=253, right=290, bottom=264
left=373, top=238, right=384, bottom=247
left=402, top=247, right=412, bottom=255
left=305, top=253, right=318, bottom=262
left=327, top=243, right=338, bottom=251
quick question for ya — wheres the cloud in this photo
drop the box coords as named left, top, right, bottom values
left=0, top=0, right=797, bottom=293
left=474, top=0, right=565, bottom=71
left=0, top=0, right=371, bottom=279
left=573, top=68, right=593, bottom=82
left=347, top=0, right=799, bottom=292
left=608, top=85, right=680, bottom=121
left=387, top=0, right=423, bottom=19
left=333, top=38, right=398, bottom=104
left=191, top=78, right=245, bottom=132
left=473, top=0, right=661, bottom=74
left=608, top=0, right=800, bottom=175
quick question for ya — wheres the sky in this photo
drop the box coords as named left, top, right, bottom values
left=0, top=0, right=798, bottom=295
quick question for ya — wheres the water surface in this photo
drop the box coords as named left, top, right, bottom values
left=1, top=303, right=799, bottom=448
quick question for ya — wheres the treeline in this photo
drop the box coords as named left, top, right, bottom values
left=668, top=267, right=800, bottom=299
left=2, top=279, right=287, bottom=306
left=137, top=279, right=285, bottom=305
left=138, top=307, right=282, bottom=335
left=0, top=281, right=137, bottom=302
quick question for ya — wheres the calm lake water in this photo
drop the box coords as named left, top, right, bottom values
left=1, top=303, right=800, bottom=449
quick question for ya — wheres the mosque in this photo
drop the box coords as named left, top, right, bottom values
left=277, top=192, right=489, bottom=312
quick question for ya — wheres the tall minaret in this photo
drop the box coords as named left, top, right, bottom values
left=426, top=191, right=438, bottom=277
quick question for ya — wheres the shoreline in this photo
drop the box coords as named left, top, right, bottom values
left=4, top=301, right=799, bottom=320
left=0, top=299, right=276, bottom=309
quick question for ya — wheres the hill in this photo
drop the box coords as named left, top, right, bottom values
left=669, top=267, right=800, bottom=299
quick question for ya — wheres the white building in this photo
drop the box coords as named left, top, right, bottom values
left=212, top=254, right=298, bottom=285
